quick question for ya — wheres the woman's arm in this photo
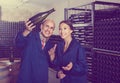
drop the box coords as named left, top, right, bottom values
left=70, top=46, right=87, bottom=76
left=62, top=45, right=87, bottom=76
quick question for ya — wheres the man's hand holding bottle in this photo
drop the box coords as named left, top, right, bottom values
left=23, top=20, right=36, bottom=36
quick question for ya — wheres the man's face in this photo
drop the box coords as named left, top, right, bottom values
left=41, top=20, right=55, bottom=38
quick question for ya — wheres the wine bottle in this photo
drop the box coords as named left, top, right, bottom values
left=29, top=8, right=55, bottom=25
left=9, top=47, right=14, bottom=62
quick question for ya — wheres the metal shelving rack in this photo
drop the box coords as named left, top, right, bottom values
left=0, top=21, right=25, bottom=58
left=64, top=1, right=120, bottom=83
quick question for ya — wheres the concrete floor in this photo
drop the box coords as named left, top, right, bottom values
left=0, top=62, right=60, bottom=83
left=9, top=68, right=60, bottom=83
left=49, top=68, right=60, bottom=83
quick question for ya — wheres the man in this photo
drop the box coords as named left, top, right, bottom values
left=15, top=19, right=55, bottom=83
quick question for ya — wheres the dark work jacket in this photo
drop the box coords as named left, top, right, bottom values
left=15, top=30, right=54, bottom=83
left=53, top=38, right=88, bottom=83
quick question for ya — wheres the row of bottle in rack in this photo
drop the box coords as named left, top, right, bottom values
left=64, top=1, right=120, bottom=82
left=66, top=8, right=120, bottom=52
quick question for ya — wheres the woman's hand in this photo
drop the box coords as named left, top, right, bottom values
left=57, top=70, right=66, bottom=79
left=62, top=62, right=73, bottom=71
left=48, top=44, right=57, bottom=61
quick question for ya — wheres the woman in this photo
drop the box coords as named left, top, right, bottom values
left=49, top=20, right=88, bottom=83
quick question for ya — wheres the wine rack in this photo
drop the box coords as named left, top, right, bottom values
left=92, top=48, right=120, bottom=83
left=0, top=21, right=25, bottom=58
left=64, top=1, right=120, bottom=83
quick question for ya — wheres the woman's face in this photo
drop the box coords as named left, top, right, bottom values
left=59, top=23, right=73, bottom=39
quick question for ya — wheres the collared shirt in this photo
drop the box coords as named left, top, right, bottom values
left=39, top=32, right=47, bottom=49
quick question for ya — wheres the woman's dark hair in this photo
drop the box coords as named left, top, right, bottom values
left=59, top=20, right=73, bottom=30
